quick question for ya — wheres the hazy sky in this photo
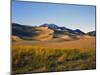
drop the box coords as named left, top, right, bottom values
left=12, top=1, right=96, bottom=32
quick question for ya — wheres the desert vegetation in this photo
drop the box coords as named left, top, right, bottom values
left=12, top=45, right=96, bottom=74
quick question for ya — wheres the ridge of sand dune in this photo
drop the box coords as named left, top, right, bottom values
left=12, top=35, right=22, bottom=41
left=78, top=35, right=95, bottom=39
left=33, top=27, right=54, bottom=41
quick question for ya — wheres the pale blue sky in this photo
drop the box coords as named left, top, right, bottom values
left=12, top=1, right=96, bottom=32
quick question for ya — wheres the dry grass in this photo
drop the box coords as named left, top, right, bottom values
left=12, top=43, right=96, bottom=74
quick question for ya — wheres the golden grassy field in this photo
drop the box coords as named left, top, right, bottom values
left=12, top=37, right=96, bottom=74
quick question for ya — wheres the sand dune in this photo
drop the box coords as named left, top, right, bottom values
left=33, top=27, right=54, bottom=41
left=13, top=36, right=96, bottom=50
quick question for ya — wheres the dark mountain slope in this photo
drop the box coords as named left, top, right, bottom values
left=87, top=31, right=96, bottom=36
left=12, top=23, right=54, bottom=41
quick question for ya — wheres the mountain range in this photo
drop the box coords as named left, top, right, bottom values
left=12, top=23, right=96, bottom=41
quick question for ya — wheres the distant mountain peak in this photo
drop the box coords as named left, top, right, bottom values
left=74, top=29, right=85, bottom=35
left=40, top=24, right=60, bottom=30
